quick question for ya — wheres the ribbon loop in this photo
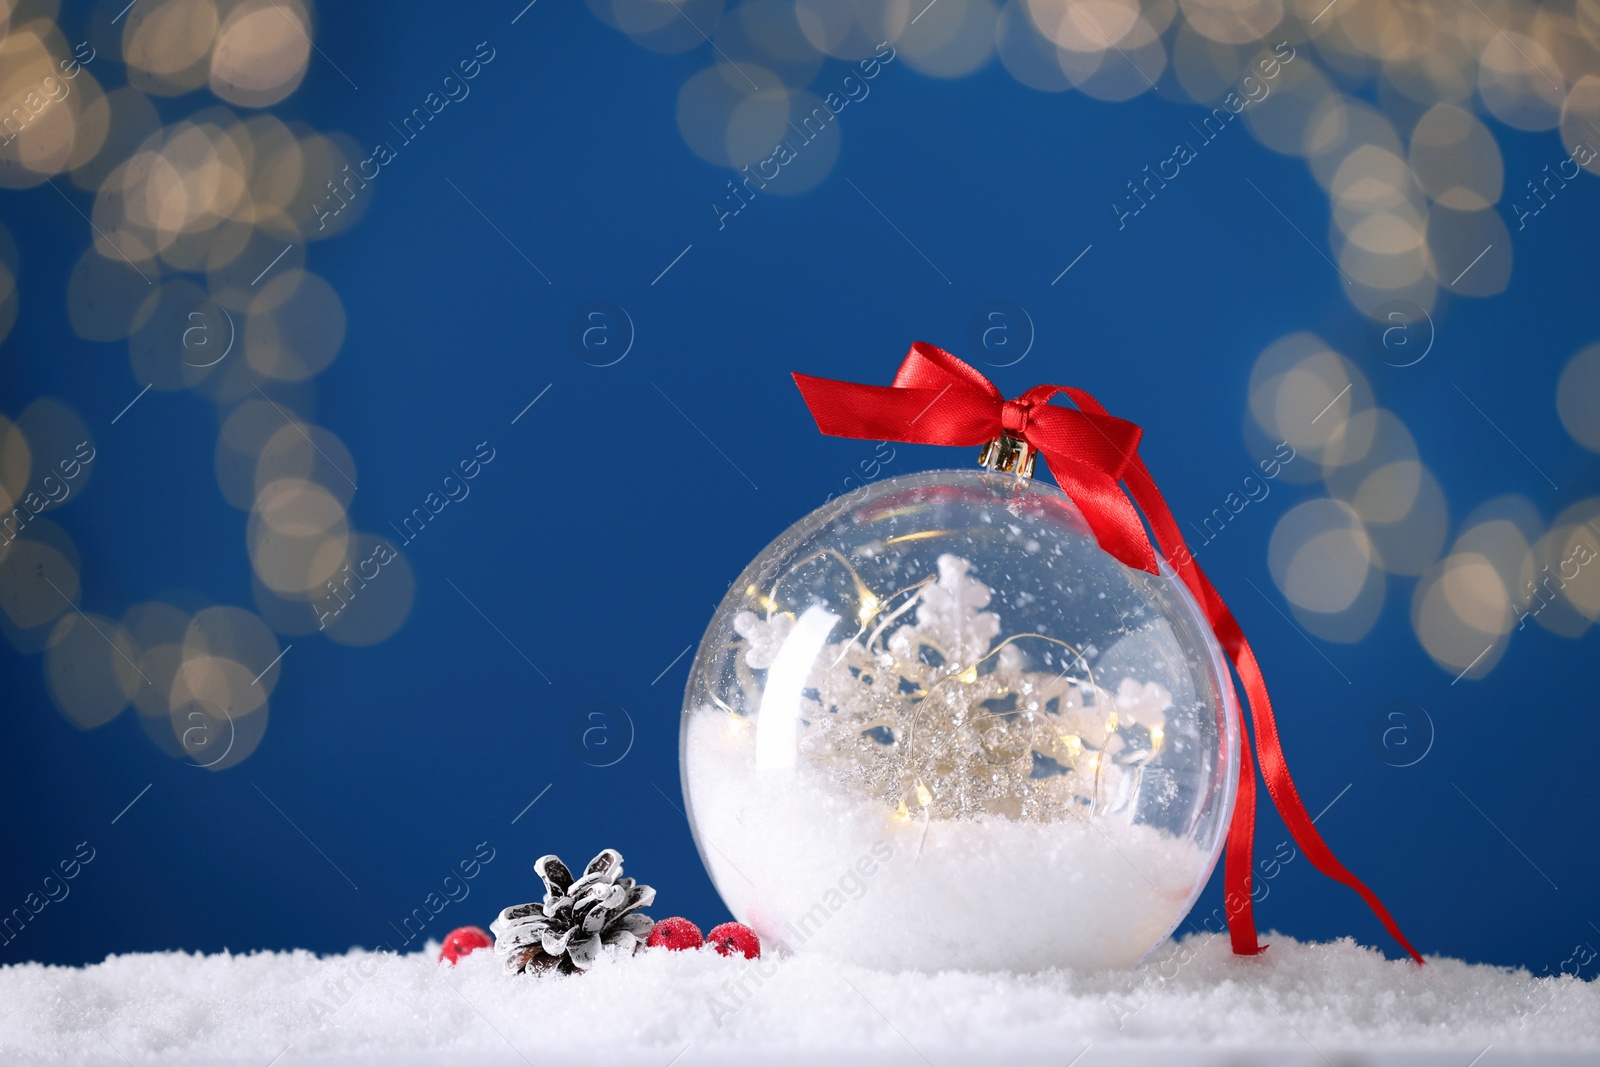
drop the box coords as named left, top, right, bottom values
left=792, top=342, right=1424, bottom=966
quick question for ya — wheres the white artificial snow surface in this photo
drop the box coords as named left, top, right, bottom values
left=2, top=935, right=1596, bottom=1066
left=683, top=710, right=1211, bottom=973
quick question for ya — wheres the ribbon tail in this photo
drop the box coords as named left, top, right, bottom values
left=1225, top=706, right=1264, bottom=955
left=1224, top=626, right=1426, bottom=965
left=1142, top=469, right=1424, bottom=964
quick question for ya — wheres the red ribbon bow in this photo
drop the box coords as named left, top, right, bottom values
left=793, top=342, right=1424, bottom=965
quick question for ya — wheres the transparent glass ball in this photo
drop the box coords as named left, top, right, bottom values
left=680, top=469, right=1239, bottom=972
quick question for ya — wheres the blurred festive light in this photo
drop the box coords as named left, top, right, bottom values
left=0, top=0, right=376, bottom=769
left=244, top=268, right=346, bottom=382
left=1323, top=410, right=1449, bottom=577
left=1556, top=341, right=1600, bottom=453
left=1543, top=498, right=1600, bottom=623
left=69, top=85, right=160, bottom=191
left=1454, top=509, right=1541, bottom=625
left=1409, top=103, right=1504, bottom=211
left=1061, top=11, right=1167, bottom=100
left=1559, top=74, right=1600, bottom=176
left=254, top=420, right=356, bottom=509
left=0, top=19, right=100, bottom=188
left=717, top=0, right=827, bottom=86
left=997, top=0, right=1074, bottom=91
left=796, top=0, right=909, bottom=60
left=1424, top=203, right=1511, bottom=297
left=319, top=533, right=416, bottom=647
left=124, top=600, right=193, bottom=723
left=749, top=88, right=843, bottom=196
left=0, top=411, right=30, bottom=521
left=209, top=0, right=311, bottom=108
left=248, top=477, right=351, bottom=596
left=1413, top=552, right=1512, bottom=680
left=1478, top=28, right=1565, bottom=132
left=1268, top=496, right=1386, bottom=643
left=13, top=398, right=94, bottom=512
left=896, top=0, right=997, bottom=81
left=185, top=605, right=282, bottom=692
left=1527, top=515, right=1596, bottom=638
left=1241, top=49, right=1337, bottom=156
left=0, top=516, right=81, bottom=650
left=678, top=62, right=789, bottom=167
left=123, top=0, right=219, bottom=96
left=589, top=0, right=728, bottom=55
left=1411, top=496, right=1545, bottom=681
left=217, top=398, right=300, bottom=509
left=1170, top=18, right=1250, bottom=102
left=45, top=610, right=140, bottom=729
left=169, top=647, right=270, bottom=771
left=589, top=0, right=1600, bottom=320
left=1247, top=331, right=1376, bottom=477
left=1270, top=497, right=1373, bottom=613
left=287, top=129, right=366, bottom=240
left=1180, top=0, right=1282, bottom=47
left=208, top=224, right=305, bottom=291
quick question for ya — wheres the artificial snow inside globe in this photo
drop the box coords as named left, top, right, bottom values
left=681, top=464, right=1240, bottom=973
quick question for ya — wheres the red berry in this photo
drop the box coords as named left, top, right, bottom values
left=707, top=922, right=761, bottom=959
left=646, top=917, right=704, bottom=951
left=438, top=926, right=492, bottom=965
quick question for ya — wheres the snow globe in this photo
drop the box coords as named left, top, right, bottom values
left=680, top=461, right=1240, bottom=972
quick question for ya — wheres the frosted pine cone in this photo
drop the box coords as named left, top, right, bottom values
left=490, top=849, right=655, bottom=975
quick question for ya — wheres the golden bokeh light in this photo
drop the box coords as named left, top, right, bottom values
left=1556, top=341, right=1600, bottom=453
left=1242, top=49, right=1337, bottom=156
left=320, top=533, right=416, bottom=647
left=70, top=85, right=161, bottom=191
left=0, top=410, right=32, bottom=512
left=757, top=89, right=842, bottom=196
left=1544, top=499, right=1600, bottom=623
left=1424, top=204, right=1511, bottom=297
left=1248, top=331, right=1376, bottom=476
left=248, top=476, right=350, bottom=596
left=1413, top=552, right=1511, bottom=680
left=123, top=0, right=219, bottom=95
left=1269, top=497, right=1374, bottom=613
left=678, top=63, right=789, bottom=168
left=720, top=0, right=827, bottom=89
left=1559, top=74, right=1600, bottom=177
left=1323, top=410, right=1449, bottom=577
left=590, top=0, right=726, bottom=54
left=997, top=0, right=1073, bottom=92
left=13, top=397, right=93, bottom=512
left=1061, top=11, right=1167, bottom=101
left=1268, top=496, right=1385, bottom=643
left=1409, top=103, right=1504, bottom=211
left=0, top=19, right=98, bottom=188
left=897, top=0, right=997, bottom=82
left=1179, top=0, right=1282, bottom=47
left=185, top=605, right=282, bottom=692
left=244, top=268, right=346, bottom=382
left=209, top=0, right=312, bottom=108
left=1478, top=28, right=1565, bottom=132
left=254, top=420, right=357, bottom=509
left=45, top=610, right=140, bottom=729
left=0, top=516, right=81, bottom=652
left=796, top=0, right=911, bottom=60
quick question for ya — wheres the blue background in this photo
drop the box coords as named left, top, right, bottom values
left=2, top=1, right=1597, bottom=976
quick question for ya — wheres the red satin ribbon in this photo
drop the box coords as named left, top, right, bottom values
left=793, top=342, right=1424, bottom=965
